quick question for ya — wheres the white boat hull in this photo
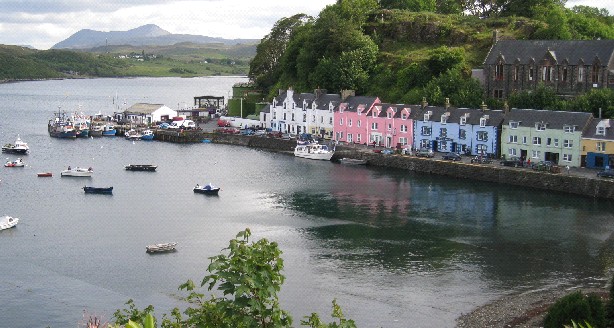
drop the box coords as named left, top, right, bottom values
left=61, top=167, right=93, bottom=177
left=0, top=216, right=18, bottom=230
left=294, top=143, right=334, bottom=161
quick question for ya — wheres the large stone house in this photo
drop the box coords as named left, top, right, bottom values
left=482, top=40, right=614, bottom=99
left=501, top=108, right=593, bottom=167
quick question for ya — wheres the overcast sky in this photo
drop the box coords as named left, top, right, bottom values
left=0, top=0, right=612, bottom=50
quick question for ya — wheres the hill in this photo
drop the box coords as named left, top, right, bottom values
left=52, top=24, right=259, bottom=49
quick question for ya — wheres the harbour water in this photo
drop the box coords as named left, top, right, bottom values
left=2, top=77, right=614, bottom=327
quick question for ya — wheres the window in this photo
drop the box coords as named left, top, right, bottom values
left=536, top=123, right=546, bottom=131
left=371, top=122, right=378, bottom=130
left=509, top=121, right=519, bottom=129
left=554, top=139, right=559, bottom=147
left=592, top=64, right=600, bottom=84
left=329, top=117, right=333, bottom=125
left=597, top=142, right=606, bottom=152
left=509, top=135, right=518, bottom=143
left=459, top=129, right=466, bottom=140
left=401, top=112, right=407, bottom=119
left=320, top=116, right=323, bottom=123
left=542, top=66, right=552, bottom=81
left=357, top=120, right=361, bottom=128
left=522, top=136, right=528, bottom=144
left=347, top=134, right=353, bottom=143
left=508, top=148, right=517, bottom=156
left=529, top=68, right=534, bottom=81
left=400, top=125, right=407, bottom=132
left=339, top=118, right=343, bottom=125
left=441, top=115, right=448, bottom=124
left=399, top=137, right=408, bottom=146
left=312, top=115, right=316, bottom=122
left=513, top=66, right=519, bottom=81
left=532, top=150, right=541, bottom=159
left=480, top=117, right=487, bottom=127
left=546, top=138, right=552, bottom=146
left=423, top=113, right=430, bottom=122
left=563, top=125, right=574, bottom=133
left=578, top=66, right=584, bottom=82
left=563, top=154, right=572, bottom=162
left=477, top=131, right=488, bottom=141
left=357, top=134, right=361, bottom=143
left=372, top=111, right=377, bottom=118
left=440, top=128, right=447, bottom=138
left=421, top=126, right=431, bottom=136
left=460, top=116, right=466, bottom=125
left=597, top=126, right=605, bottom=135
left=533, top=137, right=542, bottom=145
left=495, top=63, right=504, bottom=80
left=387, top=112, right=393, bottom=119
left=494, top=89, right=503, bottom=99
left=303, top=113, right=306, bottom=122
left=563, top=139, right=573, bottom=148
left=388, top=123, right=392, bottom=131
left=420, top=140, right=430, bottom=148
left=477, top=144, right=487, bottom=154
left=562, top=67, right=568, bottom=82
left=349, top=119, right=352, bottom=127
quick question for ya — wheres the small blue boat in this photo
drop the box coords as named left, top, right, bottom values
left=141, top=129, right=154, bottom=140
left=102, top=124, right=117, bottom=136
left=83, top=186, right=113, bottom=194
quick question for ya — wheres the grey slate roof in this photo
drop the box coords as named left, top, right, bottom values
left=484, top=40, right=614, bottom=66
left=504, top=108, right=593, bottom=130
left=410, top=106, right=504, bottom=127
left=342, top=96, right=378, bottom=112
left=584, top=119, right=614, bottom=140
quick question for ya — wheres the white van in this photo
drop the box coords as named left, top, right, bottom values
left=169, top=119, right=196, bottom=130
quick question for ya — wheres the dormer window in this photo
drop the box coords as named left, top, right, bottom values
left=441, top=114, right=448, bottom=124
left=283, top=103, right=286, bottom=109
left=480, top=117, right=487, bottom=127
left=563, top=125, right=574, bottom=133
left=387, top=112, right=393, bottom=119
left=597, top=126, right=606, bottom=136
left=372, top=111, right=377, bottom=118
left=401, top=112, right=407, bottom=120
left=460, top=116, right=466, bottom=125
left=536, top=123, right=546, bottom=131
left=509, top=121, right=519, bottom=129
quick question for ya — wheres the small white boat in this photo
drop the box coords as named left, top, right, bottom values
left=124, top=129, right=142, bottom=140
left=0, top=215, right=19, bottom=231
left=294, top=142, right=334, bottom=161
left=2, top=135, right=29, bottom=154
left=146, top=242, right=177, bottom=253
left=61, top=166, right=93, bottom=177
left=4, top=158, right=25, bottom=167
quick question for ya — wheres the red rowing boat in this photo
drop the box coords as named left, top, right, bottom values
left=37, top=172, right=52, bottom=177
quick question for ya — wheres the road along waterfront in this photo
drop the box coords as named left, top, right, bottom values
left=1, top=77, right=614, bottom=327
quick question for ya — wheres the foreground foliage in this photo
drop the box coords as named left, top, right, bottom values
left=112, top=229, right=355, bottom=328
left=544, top=291, right=605, bottom=328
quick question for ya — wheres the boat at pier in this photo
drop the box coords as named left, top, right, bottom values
left=294, top=142, right=334, bottom=161
left=102, top=124, right=117, bottom=136
left=124, top=129, right=142, bottom=140
left=146, top=242, right=177, bottom=253
left=83, top=186, right=113, bottom=194
left=2, top=135, right=29, bottom=154
left=125, top=164, right=157, bottom=171
left=141, top=129, right=154, bottom=140
left=48, top=108, right=77, bottom=138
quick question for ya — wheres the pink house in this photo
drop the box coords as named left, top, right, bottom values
left=334, top=99, right=414, bottom=150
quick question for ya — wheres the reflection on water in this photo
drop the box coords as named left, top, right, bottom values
left=2, top=78, right=614, bottom=327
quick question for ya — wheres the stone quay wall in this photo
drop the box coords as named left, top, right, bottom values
left=157, top=131, right=614, bottom=200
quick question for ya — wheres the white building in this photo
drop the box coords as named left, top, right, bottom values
left=121, top=103, right=177, bottom=125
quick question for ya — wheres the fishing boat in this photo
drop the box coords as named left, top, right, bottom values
left=125, top=164, right=157, bottom=171
left=2, top=135, right=29, bottom=154
left=124, top=129, right=142, bottom=140
left=140, top=129, right=154, bottom=141
left=146, top=242, right=177, bottom=253
left=4, top=158, right=25, bottom=167
left=61, top=166, right=93, bottom=177
left=193, top=183, right=220, bottom=195
left=89, top=122, right=104, bottom=137
left=293, top=142, right=334, bottom=161
left=48, top=108, right=77, bottom=138
left=37, top=172, right=53, bottom=177
left=83, top=186, right=113, bottom=194
left=102, top=124, right=117, bottom=136
left=0, top=215, right=19, bottom=231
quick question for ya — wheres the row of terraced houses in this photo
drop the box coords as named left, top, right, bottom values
left=255, top=39, right=614, bottom=170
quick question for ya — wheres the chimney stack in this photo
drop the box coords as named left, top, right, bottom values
left=480, top=101, right=488, bottom=111
left=445, top=98, right=450, bottom=109
left=421, top=97, right=428, bottom=109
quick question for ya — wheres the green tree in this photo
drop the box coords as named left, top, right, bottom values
left=425, top=46, right=466, bottom=77
left=532, top=4, right=572, bottom=39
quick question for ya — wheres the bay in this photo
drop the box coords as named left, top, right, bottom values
left=1, top=77, right=614, bottom=327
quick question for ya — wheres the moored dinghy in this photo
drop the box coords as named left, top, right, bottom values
left=61, top=166, right=93, bottom=177
left=146, top=242, right=177, bottom=253
left=83, top=186, right=113, bottom=194
left=125, top=164, right=157, bottom=171
left=193, top=183, right=220, bottom=195
left=0, top=215, right=19, bottom=231
left=4, top=158, right=25, bottom=167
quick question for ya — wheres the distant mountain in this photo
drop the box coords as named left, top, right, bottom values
left=52, top=24, right=259, bottom=49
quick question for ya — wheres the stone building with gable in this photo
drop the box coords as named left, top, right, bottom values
left=481, top=39, right=614, bottom=99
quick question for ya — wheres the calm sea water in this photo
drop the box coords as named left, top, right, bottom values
left=2, top=77, right=614, bottom=328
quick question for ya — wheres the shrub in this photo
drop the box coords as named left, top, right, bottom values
left=543, top=291, right=604, bottom=328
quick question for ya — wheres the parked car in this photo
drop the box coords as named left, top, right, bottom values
left=531, top=160, right=556, bottom=171
left=442, top=152, right=461, bottom=161
left=471, top=156, right=493, bottom=164
left=597, top=170, right=614, bottom=179
left=381, top=148, right=394, bottom=155
left=157, top=122, right=170, bottom=129
left=415, top=148, right=434, bottom=158
left=499, top=156, right=523, bottom=167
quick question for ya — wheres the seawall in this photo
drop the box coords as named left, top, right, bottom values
left=156, top=130, right=614, bottom=200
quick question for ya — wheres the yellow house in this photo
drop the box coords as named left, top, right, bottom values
left=582, top=118, right=614, bottom=169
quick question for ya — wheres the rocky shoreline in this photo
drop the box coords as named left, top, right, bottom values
left=456, top=286, right=609, bottom=327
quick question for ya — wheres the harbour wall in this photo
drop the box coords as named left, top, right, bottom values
left=153, top=130, right=614, bottom=200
